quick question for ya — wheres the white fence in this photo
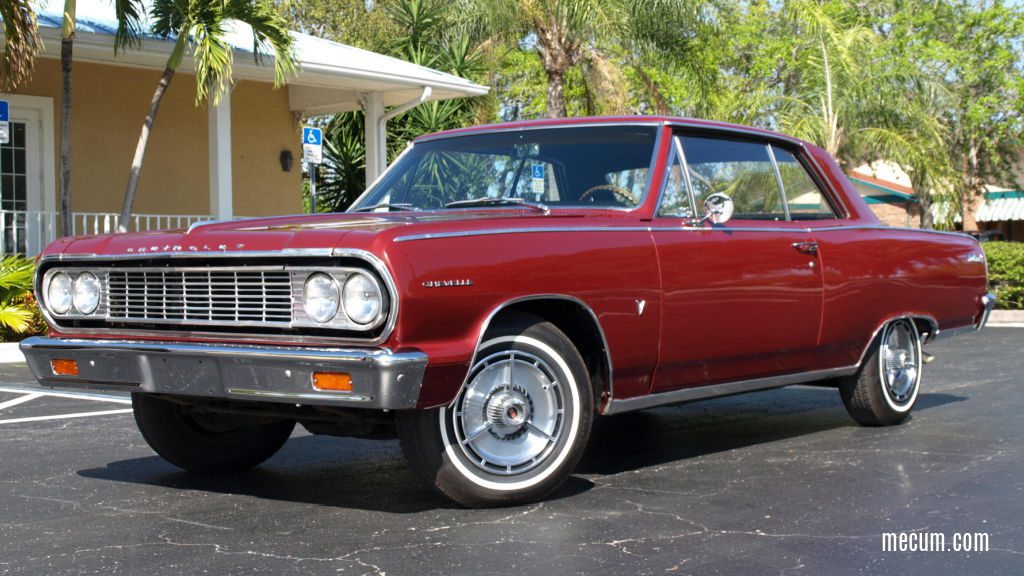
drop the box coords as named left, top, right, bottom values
left=0, top=210, right=214, bottom=257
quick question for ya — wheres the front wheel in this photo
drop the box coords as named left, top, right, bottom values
left=839, top=319, right=923, bottom=426
left=132, top=394, right=295, bottom=473
left=398, top=314, right=594, bottom=507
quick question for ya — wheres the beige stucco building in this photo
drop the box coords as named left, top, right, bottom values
left=0, top=0, right=487, bottom=255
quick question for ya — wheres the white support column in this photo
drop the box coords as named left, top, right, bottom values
left=362, top=92, right=385, bottom=188
left=208, top=95, right=233, bottom=219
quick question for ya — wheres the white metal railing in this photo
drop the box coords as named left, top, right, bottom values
left=0, top=210, right=215, bottom=257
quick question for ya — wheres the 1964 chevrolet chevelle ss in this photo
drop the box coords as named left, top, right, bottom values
left=22, top=117, right=994, bottom=507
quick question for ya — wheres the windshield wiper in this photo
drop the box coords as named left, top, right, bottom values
left=444, top=197, right=549, bottom=214
left=351, top=202, right=421, bottom=213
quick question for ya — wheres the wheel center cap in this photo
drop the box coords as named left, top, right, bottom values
left=485, top=386, right=531, bottom=437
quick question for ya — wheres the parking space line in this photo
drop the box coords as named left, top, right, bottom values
left=0, top=386, right=132, bottom=405
left=0, top=393, right=43, bottom=411
left=0, top=408, right=133, bottom=424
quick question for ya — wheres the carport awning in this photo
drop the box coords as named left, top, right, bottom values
left=976, top=192, right=1024, bottom=222
left=27, top=0, right=489, bottom=114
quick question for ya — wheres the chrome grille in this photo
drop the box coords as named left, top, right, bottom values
left=106, top=268, right=293, bottom=326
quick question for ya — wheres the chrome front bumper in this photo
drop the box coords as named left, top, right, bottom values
left=19, top=337, right=427, bottom=409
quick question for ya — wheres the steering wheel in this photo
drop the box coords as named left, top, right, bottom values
left=578, top=184, right=638, bottom=206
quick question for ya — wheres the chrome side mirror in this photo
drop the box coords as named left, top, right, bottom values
left=702, top=192, right=734, bottom=224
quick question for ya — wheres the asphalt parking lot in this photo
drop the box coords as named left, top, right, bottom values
left=1, top=328, right=1021, bottom=575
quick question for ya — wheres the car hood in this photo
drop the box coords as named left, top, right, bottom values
left=45, top=211, right=589, bottom=259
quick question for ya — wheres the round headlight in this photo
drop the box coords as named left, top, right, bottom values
left=303, top=273, right=340, bottom=323
left=72, top=272, right=101, bottom=315
left=47, top=272, right=73, bottom=315
left=343, top=272, right=383, bottom=325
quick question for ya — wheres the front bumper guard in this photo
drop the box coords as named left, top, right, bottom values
left=20, top=337, right=427, bottom=410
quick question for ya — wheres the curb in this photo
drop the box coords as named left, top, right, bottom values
left=988, top=310, right=1024, bottom=325
left=0, top=342, right=25, bottom=364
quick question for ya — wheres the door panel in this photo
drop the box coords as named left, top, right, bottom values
left=649, top=133, right=824, bottom=391
left=650, top=225, right=823, bottom=390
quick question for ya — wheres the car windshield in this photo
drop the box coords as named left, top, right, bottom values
left=349, top=125, right=659, bottom=212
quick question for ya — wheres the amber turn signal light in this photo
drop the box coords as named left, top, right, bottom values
left=312, top=372, right=352, bottom=392
left=50, top=359, right=80, bottom=376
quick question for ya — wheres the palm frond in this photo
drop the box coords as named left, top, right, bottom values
left=113, top=0, right=146, bottom=53
left=1, top=0, right=42, bottom=90
left=0, top=305, right=34, bottom=333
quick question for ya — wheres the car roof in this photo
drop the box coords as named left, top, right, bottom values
left=414, top=116, right=809, bottom=148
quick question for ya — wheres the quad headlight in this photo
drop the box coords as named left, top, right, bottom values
left=72, top=272, right=101, bottom=315
left=302, top=272, right=341, bottom=323
left=46, top=272, right=74, bottom=315
left=44, top=270, right=103, bottom=316
left=301, top=270, right=385, bottom=327
left=342, top=272, right=383, bottom=325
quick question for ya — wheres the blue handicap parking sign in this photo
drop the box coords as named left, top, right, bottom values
left=531, top=164, right=544, bottom=179
left=0, top=100, right=8, bottom=122
left=302, top=126, right=322, bottom=146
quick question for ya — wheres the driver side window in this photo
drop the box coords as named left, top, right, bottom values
left=680, top=136, right=786, bottom=220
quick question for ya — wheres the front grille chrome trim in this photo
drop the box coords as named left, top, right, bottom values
left=34, top=249, right=399, bottom=346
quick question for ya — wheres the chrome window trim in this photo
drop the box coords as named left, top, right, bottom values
left=35, top=248, right=399, bottom=346
left=765, top=144, right=792, bottom=221
left=662, top=122, right=853, bottom=221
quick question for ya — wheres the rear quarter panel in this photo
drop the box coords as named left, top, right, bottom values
left=812, top=226, right=988, bottom=369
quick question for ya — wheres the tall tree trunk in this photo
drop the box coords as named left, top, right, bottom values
left=634, top=66, right=669, bottom=115
left=59, top=37, right=72, bottom=236
left=118, top=67, right=176, bottom=232
left=545, top=68, right=566, bottom=119
left=914, top=173, right=933, bottom=230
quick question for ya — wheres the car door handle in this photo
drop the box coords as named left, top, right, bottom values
left=792, top=241, right=819, bottom=256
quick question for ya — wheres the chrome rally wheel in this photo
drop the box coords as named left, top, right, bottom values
left=840, top=318, right=923, bottom=426
left=398, top=314, right=593, bottom=507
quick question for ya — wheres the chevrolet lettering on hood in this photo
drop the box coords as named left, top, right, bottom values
left=126, top=243, right=247, bottom=253
left=19, top=116, right=994, bottom=509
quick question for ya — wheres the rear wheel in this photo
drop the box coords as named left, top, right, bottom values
left=398, top=314, right=594, bottom=507
left=132, top=394, right=295, bottom=472
left=839, top=319, right=922, bottom=426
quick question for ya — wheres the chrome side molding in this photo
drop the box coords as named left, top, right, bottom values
left=603, top=365, right=857, bottom=415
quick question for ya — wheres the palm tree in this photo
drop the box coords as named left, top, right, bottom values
left=461, top=0, right=707, bottom=118
left=56, top=0, right=144, bottom=236
left=769, top=1, right=954, bottom=229
left=118, top=0, right=297, bottom=229
left=1, top=0, right=41, bottom=91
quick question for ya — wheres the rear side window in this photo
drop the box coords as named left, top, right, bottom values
left=679, top=136, right=786, bottom=220
left=773, top=148, right=836, bottom=219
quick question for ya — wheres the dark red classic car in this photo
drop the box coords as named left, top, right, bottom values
left=22, top=117, right=994, bottom=507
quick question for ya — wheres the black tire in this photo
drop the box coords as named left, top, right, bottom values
left=839, top=319, right=923, bottom=426
left=397, top=313, right=594, bottom=508
left=132, top=394, right=295, bottom=473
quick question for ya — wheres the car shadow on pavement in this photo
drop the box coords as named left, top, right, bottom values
left=77, top=387, right=962, bottom=509
left=77, top=434, right=595, bottom=513
left=577, top=387, right=967, bottom=475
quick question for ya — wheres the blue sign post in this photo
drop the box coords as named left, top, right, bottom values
left=302, top=126, right=324, bottom=214
left=0, top=100, right=9, bottom=145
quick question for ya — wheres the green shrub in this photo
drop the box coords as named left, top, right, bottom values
left=0, top=256, right=46, bottom=341
left=982, top=242, right=1024, bottom=310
